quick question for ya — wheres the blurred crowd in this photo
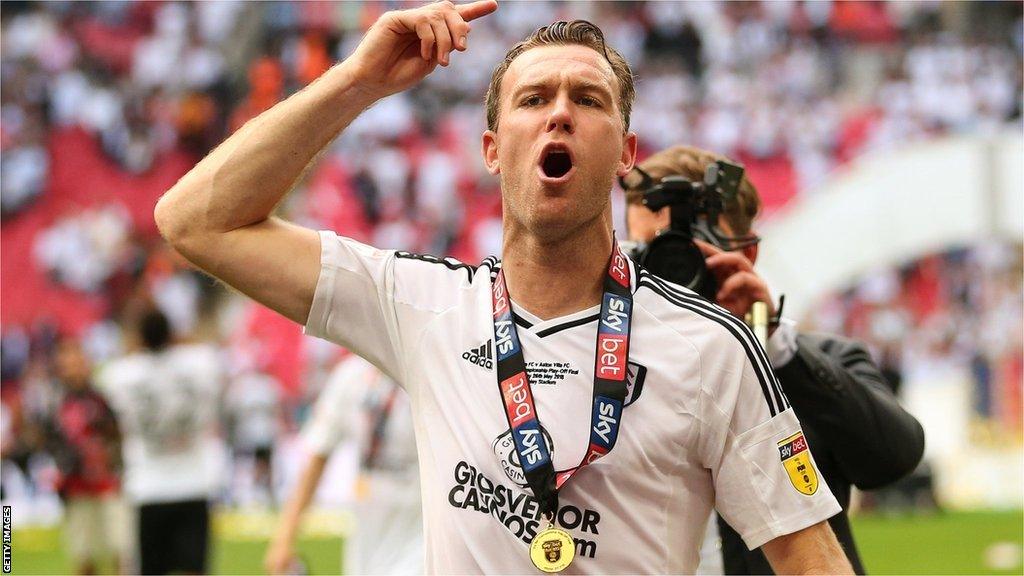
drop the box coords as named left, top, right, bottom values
left=809, top=242, right=1024, bottom=438
left=2, top=0, right=1022, bottom=519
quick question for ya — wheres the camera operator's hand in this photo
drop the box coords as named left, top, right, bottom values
left=695, top=240, right=775, bottom=320
left=348, top=0, right=497, bottom=101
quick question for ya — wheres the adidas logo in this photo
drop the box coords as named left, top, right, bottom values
left=462, top=340, right=494, bottom=370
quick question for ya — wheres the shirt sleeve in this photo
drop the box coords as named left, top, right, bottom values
left=698, top=327, right=841, bottom=551
left=765, top=317, right=799, bottom=368
left=303, top=231, right=472, bottom=390
left=304, top=231, right=405, bottom=380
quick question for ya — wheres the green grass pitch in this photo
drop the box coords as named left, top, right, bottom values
left=7, top=510, right=1022, bottom=574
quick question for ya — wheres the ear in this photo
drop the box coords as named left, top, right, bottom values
left=743, top=243, right=759, bottom=265
left=616, top=131, right=639, bottom=177
left=482, top=130, right=500, bottom=175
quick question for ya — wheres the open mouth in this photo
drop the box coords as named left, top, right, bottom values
left=540, top=146, right=574, bottom=180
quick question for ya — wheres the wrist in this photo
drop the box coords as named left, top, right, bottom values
left=326, top=61, right=384, bottom=109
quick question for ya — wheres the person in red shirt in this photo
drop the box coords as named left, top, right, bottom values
left=50, top=338, right=129, bottom=575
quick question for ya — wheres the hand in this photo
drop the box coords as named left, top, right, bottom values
left=348, top=0, right=498, bottom=100
left=695, top=240, right=774, bottom=320
left=264, top=538, right=295, bottom=575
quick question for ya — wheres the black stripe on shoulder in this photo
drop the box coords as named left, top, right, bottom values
left=637, top=272, right=788, bottom=416
left=640, top=272, right=789, bottom=413
left=395, top=251, right=477, bottom=283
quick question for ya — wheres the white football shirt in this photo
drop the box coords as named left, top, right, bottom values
left=98, top=343, right=224, bottom=504
left=305, top=231, right=840, bottom=575
left=224, top=371, right=280, bottom=452
left=303, top=355, right=422, bottom=575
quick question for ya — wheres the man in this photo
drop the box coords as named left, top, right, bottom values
left=224, top=363, right=281, bottom=507
left=49, top=337, right=128, bottom=575
left=264, top=355, right=421, bottom=575
left=98, top=310, right=224, bottom=575
left=623, top=145, right=926, bottom=574
left=155, top=3, right=852, bottom=572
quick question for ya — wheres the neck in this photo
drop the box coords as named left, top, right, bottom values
left=501, top=217, right=614, bottom=320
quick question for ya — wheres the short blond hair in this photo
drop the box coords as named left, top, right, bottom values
left=627, top=145, right=761, bottom=237
left=484, top=20, right=635, bottom=132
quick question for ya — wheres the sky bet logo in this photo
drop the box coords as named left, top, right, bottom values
left=597, top=294, right=630, bottom=381
left=590, top=397, right=621, bottom=449
left=502, top=373, right=549, bottom=472
left=492, top=276, right=521, bottom=361
left=609, top=250, right=630, bottom=287
left=494, top=316, right=519, bottom=360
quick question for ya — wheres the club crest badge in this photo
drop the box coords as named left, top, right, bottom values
left=624, top=361, right=646, bottom=406
left=777, top=432, right=818, bottom=495
left=492, top=426, right=554, bottom=487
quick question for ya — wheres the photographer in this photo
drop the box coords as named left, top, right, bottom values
left=622, top=145, right=925, bottom=575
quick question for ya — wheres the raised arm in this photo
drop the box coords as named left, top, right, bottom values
left=154, top=1, right=497, bottom=323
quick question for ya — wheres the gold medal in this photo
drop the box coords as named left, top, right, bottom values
left=530, top=524, right=575, bottom=573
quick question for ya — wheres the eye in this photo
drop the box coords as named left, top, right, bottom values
left=521, top=95, right=544, bottom=107
left=578, top=95, right=601, bottom=107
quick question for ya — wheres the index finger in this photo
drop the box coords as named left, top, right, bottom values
left=456, top=0, right=498, bottom=22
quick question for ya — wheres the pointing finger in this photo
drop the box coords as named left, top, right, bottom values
left=455, top=0, right=498, bottom=22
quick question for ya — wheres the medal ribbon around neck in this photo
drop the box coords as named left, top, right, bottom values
left=491, top=244, right=634, bottom=521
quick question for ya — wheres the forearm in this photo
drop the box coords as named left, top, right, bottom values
left=272, top=455, right=329, bottom=548
left=762, top=521, right=854, bottom=575
left=155, top=61, right=375, bottom=244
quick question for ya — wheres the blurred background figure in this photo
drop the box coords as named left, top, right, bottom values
left=48, top=337, right=128, bottom=575
left=224, top=355, right=282, bottom=509
left=266, top=354, right=421, bottom=576
left=98, top=310, right=224, bottom=575
left=0, top=0, right=1020, bottom=573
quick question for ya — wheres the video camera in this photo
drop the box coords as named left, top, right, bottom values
left=620, top=160, right=747, bottom=300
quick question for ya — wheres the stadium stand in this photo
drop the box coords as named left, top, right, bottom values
left=2, top=0, right=1021, bottom=524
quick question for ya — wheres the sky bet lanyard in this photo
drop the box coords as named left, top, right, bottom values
left=491, top=244, right=634, bottom=524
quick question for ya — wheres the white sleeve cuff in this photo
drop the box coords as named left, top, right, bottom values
left=766, top=317, right=798, bottom=368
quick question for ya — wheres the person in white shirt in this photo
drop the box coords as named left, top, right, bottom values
left=224, top=366, right=281, bottom=506
left=99, top=310, right=224, bottom=575
left=264, top=355, right=421, bottom=575
left=155, top=3, right=853, bottom=573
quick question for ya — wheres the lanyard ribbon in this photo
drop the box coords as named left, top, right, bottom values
left=491, top=245, right=634, bottom=520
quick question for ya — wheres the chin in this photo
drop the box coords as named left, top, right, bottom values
left=526, top=204, right=603, bottom=243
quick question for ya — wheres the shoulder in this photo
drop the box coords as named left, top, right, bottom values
left=634, top=269, right=787, bottom=414
left=394, top=250, right=483, bottom=284
left=391, top=251, right=498, bottom=311
left=170, top=343, right=222, bottom=366
left=797, top=332, right=874, bottom=363
left=99, top=353, right=149, bottom=382
left=634, top=269, right=755, bottom=351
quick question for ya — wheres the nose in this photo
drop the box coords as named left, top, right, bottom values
left=545, top=94, right=575, bottom=135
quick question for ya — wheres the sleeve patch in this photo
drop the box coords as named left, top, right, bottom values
left=777, top=432, right=818, bottom=495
